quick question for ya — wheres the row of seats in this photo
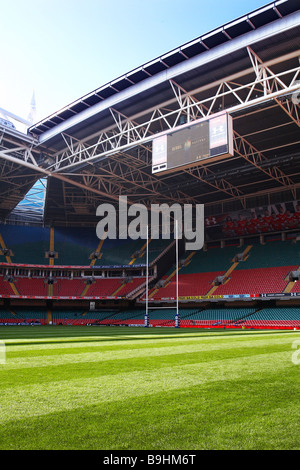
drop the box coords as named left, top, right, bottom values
left=0, top=309, right=47, bottom=324
left=0, top=225, right=171, bottom=266
left=241, top=307, right=300, bottom=328
left=1, top=229, right=300, bottom=299
left=147, top=239, right=300, bottom=299
left=147, top=266, right=296, bottom=299
left=0, top=307, right=299, bottom=329
left=215, top=267, right=294, bottom=295
left=0, top=275, right=146, bottom=298
left=181, top=240, right=299, bottom=274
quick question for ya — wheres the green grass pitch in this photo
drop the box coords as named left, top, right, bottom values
left=0, top=326, right=299, bottom=450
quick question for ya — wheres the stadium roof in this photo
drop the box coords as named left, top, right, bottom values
left=0, top=0, right=300, bottom=226
left=29, top=0, right=299, bottom=141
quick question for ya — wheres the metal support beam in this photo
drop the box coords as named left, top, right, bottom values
left=42, top=50, right=300, bottom=174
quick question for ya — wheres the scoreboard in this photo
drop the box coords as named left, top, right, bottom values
left=152, top=112, right=234, bottom=174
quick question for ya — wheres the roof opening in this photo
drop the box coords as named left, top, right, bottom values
left=7, top=178, right=48, bottom=225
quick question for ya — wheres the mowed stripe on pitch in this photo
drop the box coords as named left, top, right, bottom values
left=0, top=349, right=294, bottom=423
left=1, top=335, right=295, bottom=370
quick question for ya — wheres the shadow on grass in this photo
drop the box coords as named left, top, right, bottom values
left=0, top=325, right=293, bottom=346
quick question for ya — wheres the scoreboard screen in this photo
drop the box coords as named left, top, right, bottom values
left=152, top=112, right=233, bottom=174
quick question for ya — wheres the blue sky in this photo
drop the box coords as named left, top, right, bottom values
left=0, top=0, right=270, bottom=125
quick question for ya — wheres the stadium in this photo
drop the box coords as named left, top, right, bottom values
left=0, top=0, right=300, bottom=452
